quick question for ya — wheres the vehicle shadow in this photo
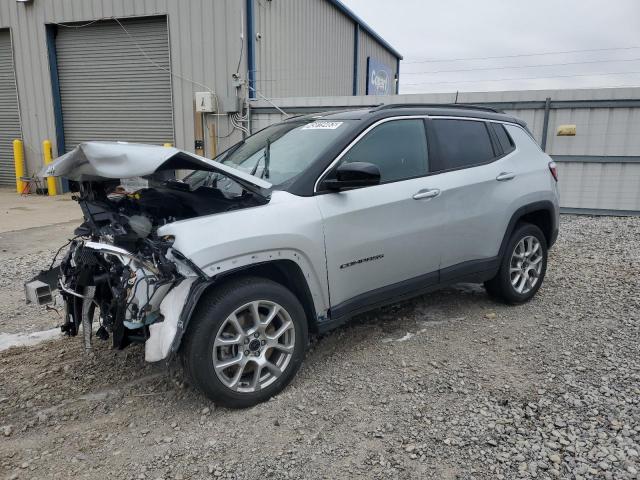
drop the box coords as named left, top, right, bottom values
left=316, top=282, right=493, bottom=345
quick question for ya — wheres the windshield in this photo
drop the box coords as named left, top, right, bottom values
left=185, top=119, right=354, bottom=192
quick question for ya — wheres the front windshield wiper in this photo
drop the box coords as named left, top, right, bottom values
left=249, top=138, right=271, bottom=179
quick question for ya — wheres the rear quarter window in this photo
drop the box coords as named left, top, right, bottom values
left=492, top=123, right=516, bottom=155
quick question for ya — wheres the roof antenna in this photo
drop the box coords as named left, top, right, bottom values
left=454, top=90, right=459, bottom=104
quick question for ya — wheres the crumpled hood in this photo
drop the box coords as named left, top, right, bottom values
left=43, top=141, right=272, bottom=197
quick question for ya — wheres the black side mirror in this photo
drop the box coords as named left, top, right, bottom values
left=322, top=162, right=381, bottom=190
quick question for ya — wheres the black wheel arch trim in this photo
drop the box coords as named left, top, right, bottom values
left=167, top=260, right=320, bottom=358
left=498, top=200, right=558, bottom=260
left=168, top=277, right=211, bottom=359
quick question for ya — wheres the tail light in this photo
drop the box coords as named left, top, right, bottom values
left=548, top=161, right=558, bottom=182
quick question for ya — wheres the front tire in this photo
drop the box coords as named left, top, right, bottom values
left=183, top=277, right=308, bottom=408
left=485, top=223, right=548, bottom=304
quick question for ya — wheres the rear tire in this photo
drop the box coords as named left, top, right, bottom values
left=182, top=277, right=308, bottom=408
left=484, top=223, right=548, bottom=304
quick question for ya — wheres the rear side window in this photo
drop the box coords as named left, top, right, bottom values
left=341, top=119, right=428, bottom=183
left=492, top=123, right=515, bottom=155
left=430, top=119, right=495, bottom=172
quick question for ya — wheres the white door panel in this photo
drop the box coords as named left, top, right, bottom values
left=316, top=177, right=444, bottom=307
left=435, top=160, right=506, bottom=269
left=437, top=125, right=552, bottom=270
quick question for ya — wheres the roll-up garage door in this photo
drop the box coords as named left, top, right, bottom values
left=0, top=30, right=21, bottom=186
left=55, top=17, right=173, bottom=151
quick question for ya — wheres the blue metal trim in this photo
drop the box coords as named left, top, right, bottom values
left=327, top=0, right=402, bottom=60
left=45, top=24, right=68, bottom=192
left=246, top=0, right=256, bottom=99
left=365, top=56, right=371, bottom=95
left=352, top=23, right=359, bottom=96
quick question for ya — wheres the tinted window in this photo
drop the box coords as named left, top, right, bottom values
left=430, top=119, right=495, bottom=171
left=493, top=123, right=515, bottom=154
left=341, top=119, right=428, bottom=183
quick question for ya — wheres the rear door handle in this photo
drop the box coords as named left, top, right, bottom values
left=496, top=172, right=516, bottom=181
left=413, top=188, right=440, bottom=200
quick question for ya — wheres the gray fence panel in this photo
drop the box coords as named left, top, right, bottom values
left=557, top=162, right=640, bottom=211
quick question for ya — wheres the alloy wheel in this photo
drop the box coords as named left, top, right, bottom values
left=212, top=300, right=295, bottom=393
left=509, top=235, right=543, bottom=294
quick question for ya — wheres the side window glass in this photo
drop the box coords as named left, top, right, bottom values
left=340, top=119, right=428, bottom=183
left=493, top=123, right=515, bottom=154
left=430, top=119, right=495, bottom=172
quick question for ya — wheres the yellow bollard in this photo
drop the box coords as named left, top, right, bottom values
left=13, top=139, right=25, bottom=194
left=163, top=143, right=173, bottom=147
left=43, top=140, right=57, bottom=196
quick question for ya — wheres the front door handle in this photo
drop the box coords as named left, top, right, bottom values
left=496, top=172, right=516, bottom=181
left=413, top=188, right=440, bottom=200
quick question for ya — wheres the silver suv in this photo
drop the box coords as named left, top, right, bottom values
left=41, top=104, right=559, bottom=408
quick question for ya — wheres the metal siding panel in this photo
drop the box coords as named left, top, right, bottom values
left=546, top=107, right=640, bottom=157
left=557, top=162, right=640, bottom=211
left=254, top=0, right=353, bottom=98
left=16, top=1, right=54, bottom=170
left=324, top=0, right=402, bottom=59
left=251, top=111, right=285, bottom=132
left=0, top=30, right=22, bottom=185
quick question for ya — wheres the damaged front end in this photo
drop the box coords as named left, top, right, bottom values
left=29, top=142, right=272, bottom=361
left=59, top=238, right=180, bottom=352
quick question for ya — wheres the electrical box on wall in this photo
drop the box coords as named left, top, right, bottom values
left=217, top=96, right=241, bottom=113
left=195, top=92, right=215, bottom=113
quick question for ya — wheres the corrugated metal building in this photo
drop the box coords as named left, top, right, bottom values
left=0, top=0, right=401, bottom=186
left=248, top=87, right=640, bottom=215
left=252, top=0, right=400, bottom=98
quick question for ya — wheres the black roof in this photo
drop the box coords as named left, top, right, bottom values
left=290, top=103, right=527, bottom=128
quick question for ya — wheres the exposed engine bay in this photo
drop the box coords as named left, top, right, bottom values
left=30, top=141, right=273, bottom=360
left=57, top=179, right=265, bottom=355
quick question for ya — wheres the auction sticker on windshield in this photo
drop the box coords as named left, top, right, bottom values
left=302, top=121, right=344, bottom=130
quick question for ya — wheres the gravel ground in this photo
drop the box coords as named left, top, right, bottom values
left=0, top=215, right=639, bottom=480
left=0, top=221, right=76, bottom=335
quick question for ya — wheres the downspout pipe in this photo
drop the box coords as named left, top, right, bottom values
left=246, top=0, right=256, bottom=99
